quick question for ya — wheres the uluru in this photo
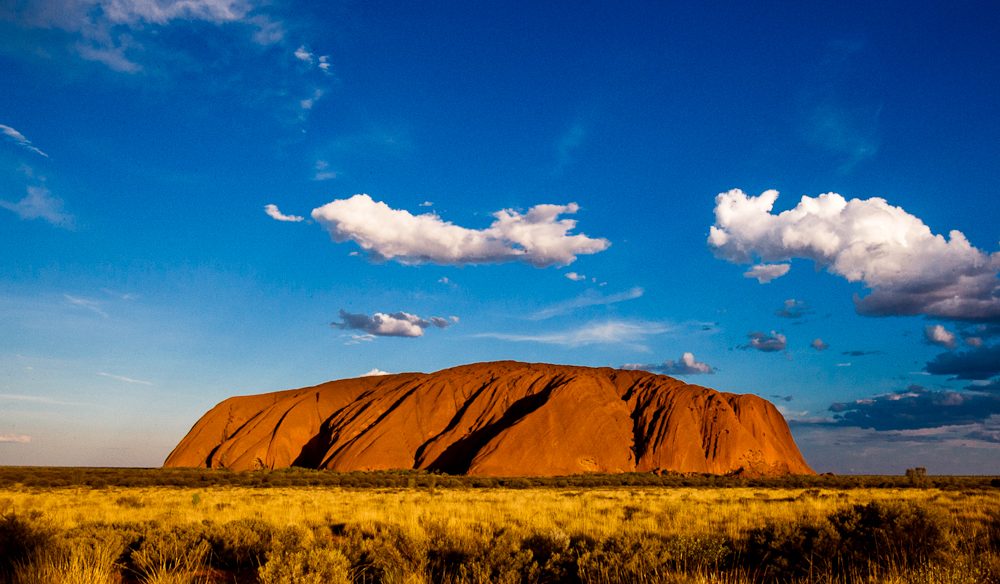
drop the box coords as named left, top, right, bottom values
left=165, top=361, right=814, bottom=476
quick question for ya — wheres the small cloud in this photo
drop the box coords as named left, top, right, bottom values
left=771, top=394, right=794, bottom=402
left=97, top=372, right=153, bottom=386
left=294, top=46, right=332, bottom=74
left=967, top=337, right=984, bottom=348
left=360, top=368, right=391, bottom=377
left=841, top=350, right=883, bottom=357
left=564, top=272, right=586, bottom=282
left=264, top=204, right=304, bottom=222
left=1, top=124, right=48, bottom=157
left=313, top=160, right=337, bottom=181
left=924, top=324, right=957, bottom=349
left=419, top=201, right=433, bottom=207
left=811, top=338, right=829, bottom=351
left=836, top=362, right=852, bottom=367
left=318, top=55, right=332, bottom=73
left=531, top=287, right=643, bottom=320
left=623, top=352, right=716, bottom=375
left=743, top=263, right=790, bottom=284
left=1, top=185, right=74, bottom=228
left=743, top=331, right=787, bottom=352
left=64, top=294, right=108, bottom=318
left=776, top=299, right=811, bottom=319
left=294, top=45, right=313, bottom=64
left=0, top=434, right=31, bottom=444
left=300, top=88, right=324, bottom=110
left=333, top=309, right=456, bottom=338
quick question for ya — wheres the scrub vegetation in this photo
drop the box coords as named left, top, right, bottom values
left=0, top=468, right=997, bottom=583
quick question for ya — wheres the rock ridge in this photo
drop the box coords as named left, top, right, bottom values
left=164, top=361, right=814, bottom=476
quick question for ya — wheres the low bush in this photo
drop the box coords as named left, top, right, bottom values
left=742, top=500, right=948, bottom=582
left=257, top=526, right=350, bottom=584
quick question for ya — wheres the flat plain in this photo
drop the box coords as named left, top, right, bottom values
left=0, top=468, right=998, bottom=583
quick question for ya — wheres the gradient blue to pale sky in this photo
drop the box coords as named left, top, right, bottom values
left=2, top=0, right=998, bottom=473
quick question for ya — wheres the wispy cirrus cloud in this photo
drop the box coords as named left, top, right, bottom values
left=313, top=160, right=337, bottom=181
left=312, top=194, right=610, bottom=268
left=64, top=294, right=108, bottom=318
left=799, top=40, right=880, bottom=173
left=709, top=189, right=1000, bottom=321
left=0, top=393, right=80, bottom=406
left=477, top=319, right=672, bottom=349
left=0, top=434, right=31, bottom=444
left=531, top=287, right=643, bottom=320
left=97, top=372, right=153, bottom=386
left=5, top=0, right=269, bottom=73
left=1, top=124, right=48, bottom=157
left=1, top=185, right=74, bottom=228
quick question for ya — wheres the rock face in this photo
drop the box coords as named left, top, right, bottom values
left=164, top=361, right=813, bottom=476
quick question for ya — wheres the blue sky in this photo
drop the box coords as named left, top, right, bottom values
left=1, top=0, right=998, bottom=473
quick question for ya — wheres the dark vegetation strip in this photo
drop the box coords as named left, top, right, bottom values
left=0, top=466, right=997, bottom=490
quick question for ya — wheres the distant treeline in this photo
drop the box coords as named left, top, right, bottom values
left=0, top=467, right=997, bottom=490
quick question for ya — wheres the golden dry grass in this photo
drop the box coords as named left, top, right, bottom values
left=1, top=484, right=998, bottom=583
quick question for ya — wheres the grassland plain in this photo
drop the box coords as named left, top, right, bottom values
left=0, top=468, right=998, bottom=583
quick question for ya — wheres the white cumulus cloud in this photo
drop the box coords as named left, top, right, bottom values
left=564, top=271, right=586, bottom=281
left=264, top=204, right=304, bottom=222
left=924, top=324, right=957, bottom=349
left=709, top=189, right=1000, bottom=321
left=743, top=263, right=790, bottom=284
left=360, top=368, right=391, bottom=377
left=311, top=194, right=609, bottom=267
left=531, top=287, right=643, bottom=320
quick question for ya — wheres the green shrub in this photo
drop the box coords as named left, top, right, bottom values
left=205, top=518, right=274, bottom=572
left=742, top=501, right=949, bottom=581
left=258, top=526, right=350, bottom=584
left=130, top=524, right=211, bottom=582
